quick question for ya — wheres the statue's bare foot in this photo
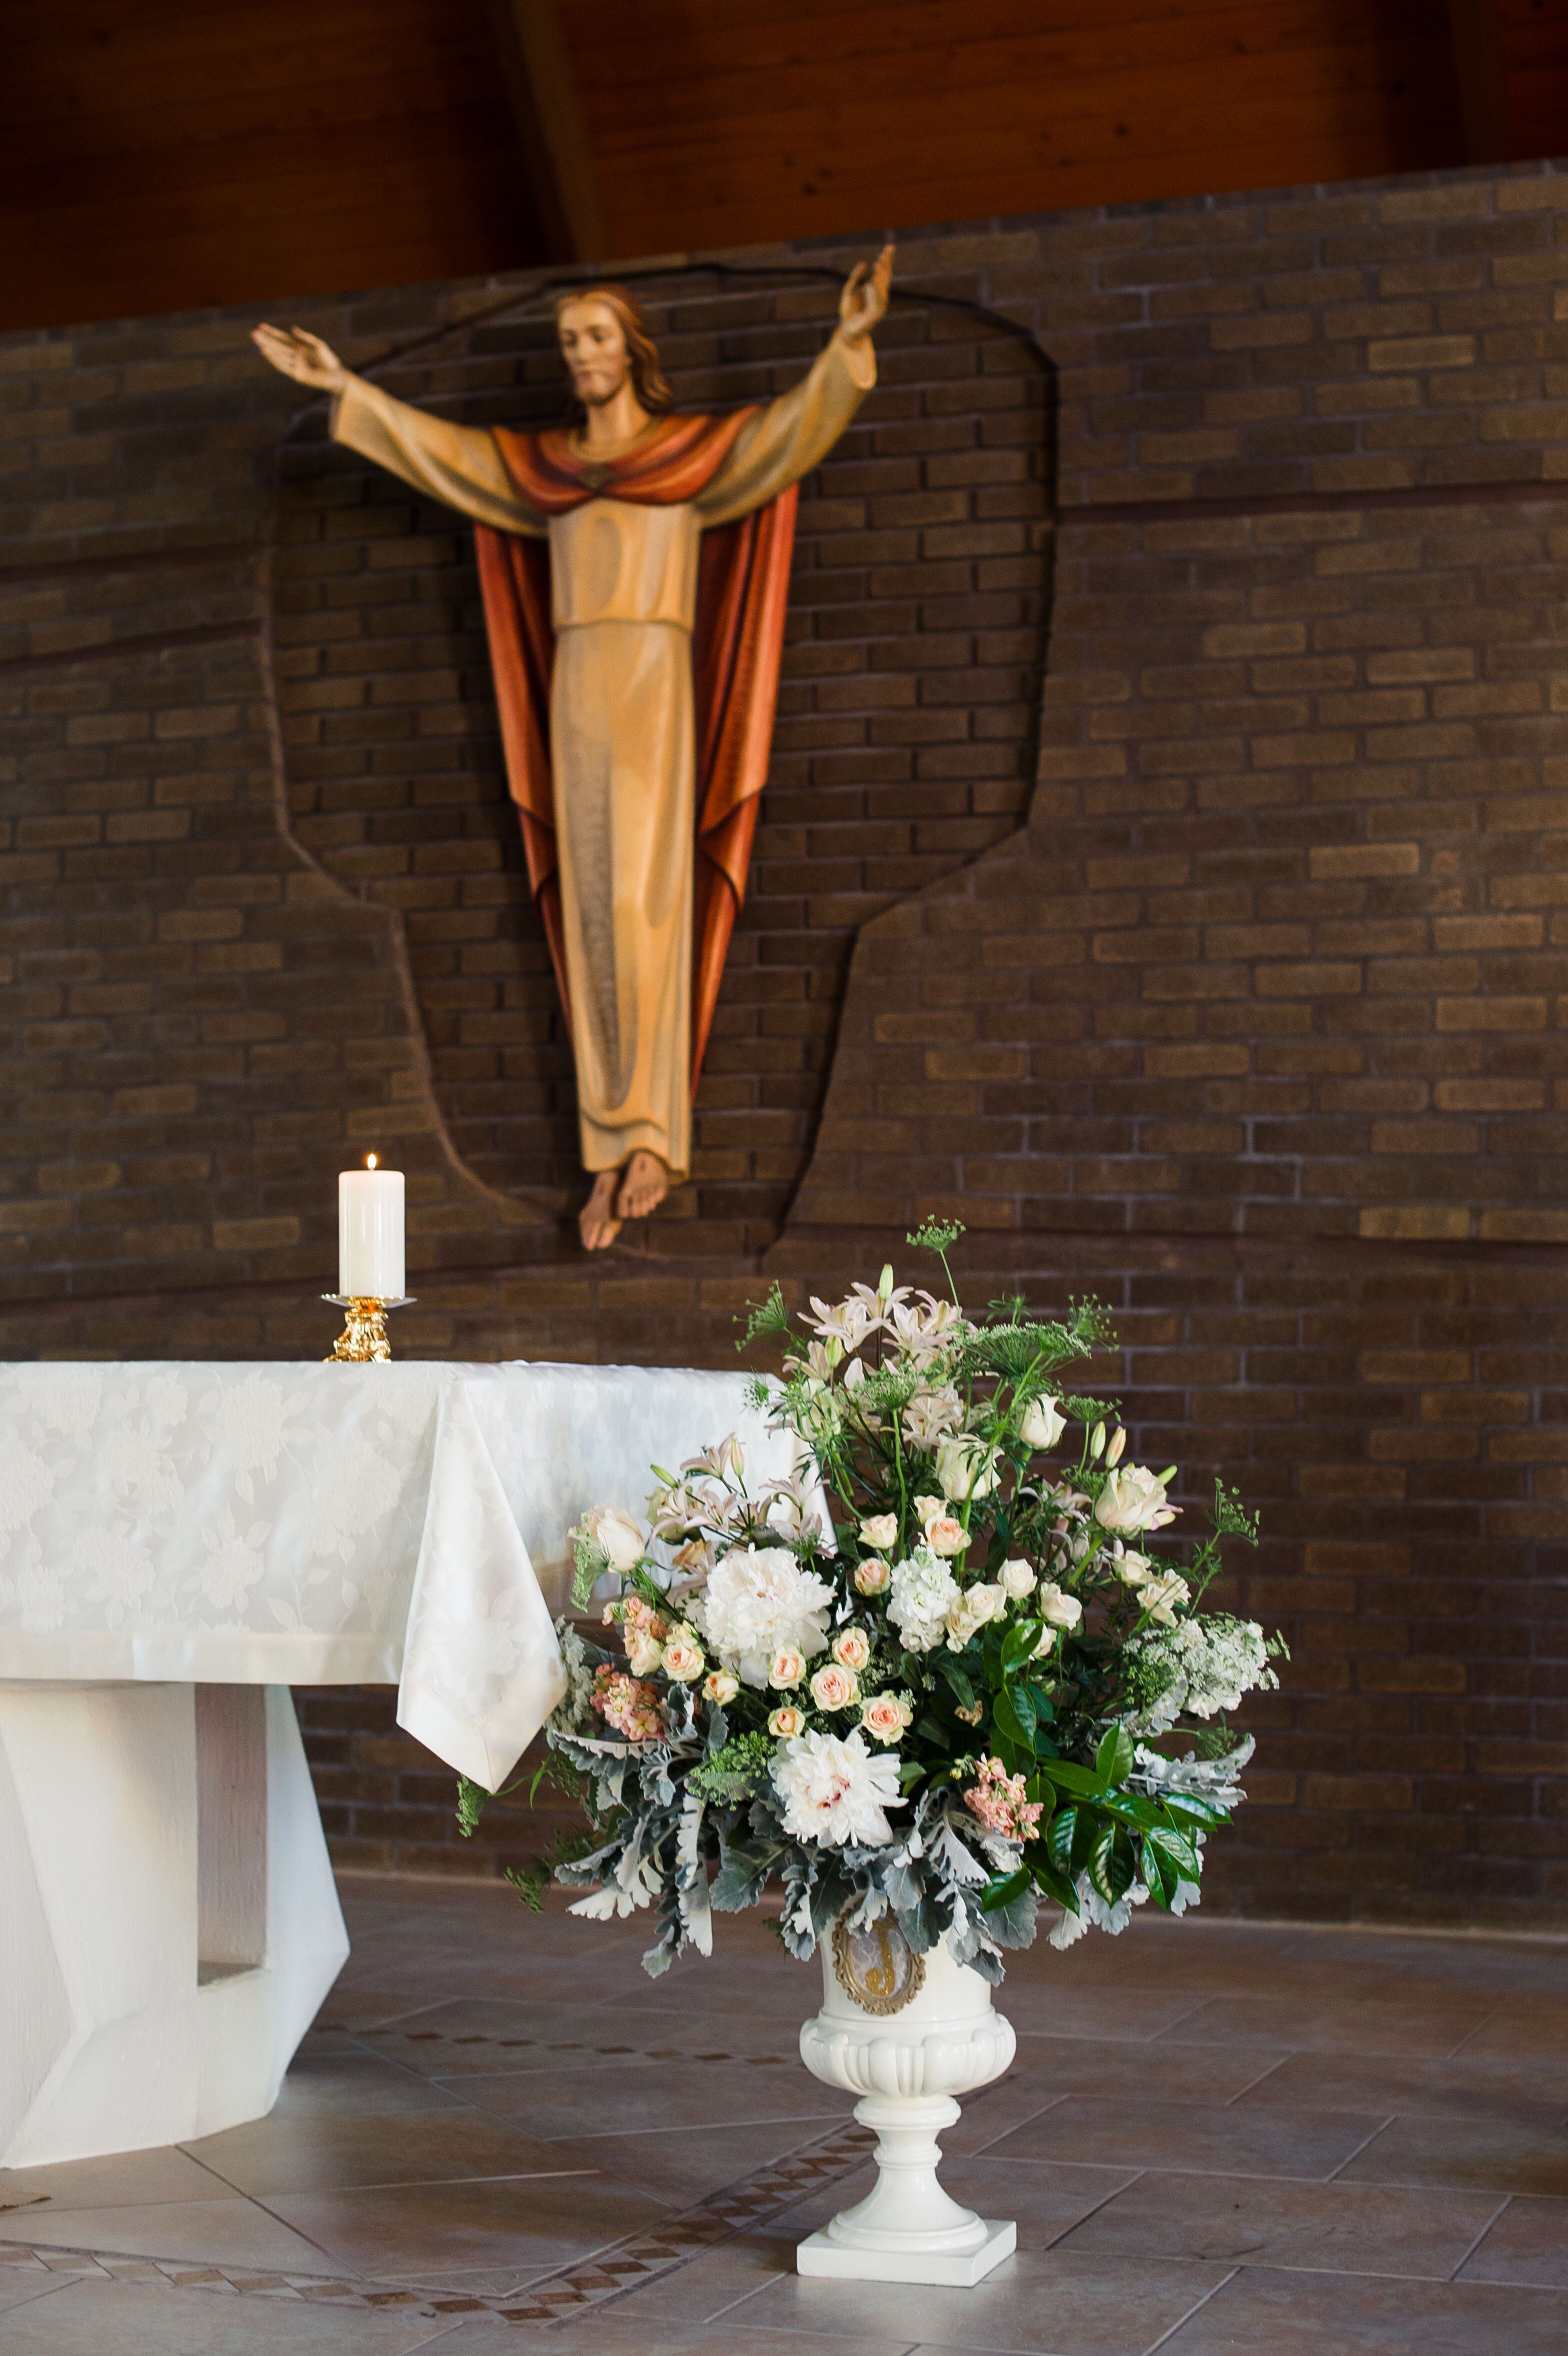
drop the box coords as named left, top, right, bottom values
left=616, top=1151, right=669, bottom=1222
left=579, top=1171, right=622, bottom=1252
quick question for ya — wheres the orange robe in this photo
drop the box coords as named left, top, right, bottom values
left=331, top=332, right=875, bottom=1179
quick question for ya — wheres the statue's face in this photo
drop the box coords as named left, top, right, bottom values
left=557, top=299, right=630, bottom=408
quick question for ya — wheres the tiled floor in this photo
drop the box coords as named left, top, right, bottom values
left=2, top=1878, right=1567, bottom=2354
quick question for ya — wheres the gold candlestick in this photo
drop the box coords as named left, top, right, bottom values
left=322, top=1294, right=415, bottom=1363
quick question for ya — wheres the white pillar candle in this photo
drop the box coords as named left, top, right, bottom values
left=337, top=1156, right=404, bottom=1299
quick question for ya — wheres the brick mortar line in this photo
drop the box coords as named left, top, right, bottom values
left=0, top=540, right=258, bottom=586
left=1063, top=475, right=1568, bottom=529
left=0, top=618, right=258, bottom=676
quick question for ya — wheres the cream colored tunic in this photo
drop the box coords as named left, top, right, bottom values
left=332, top=331, right=875, bottom=1179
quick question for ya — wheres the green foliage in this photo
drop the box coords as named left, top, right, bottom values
left=505, top=1827, right=604, bottom=1912
left=907, top=1217, right=966, bottom=1254
left=689, top=1731, right=776, bottom=1805
left=735, top=1281, right=792, bottom=1353
left=1211, top=1480, right=1260, bottom=1546
left=455, top=1774, right=492, bottom=1839
left=571, top=1532, right=610, bottom=1609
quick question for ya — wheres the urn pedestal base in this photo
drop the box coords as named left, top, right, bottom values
left=796, top=1927, right=1016, bottom=2287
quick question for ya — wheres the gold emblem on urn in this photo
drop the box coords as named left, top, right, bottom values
left=831, top=1916, right=925, bottom=2016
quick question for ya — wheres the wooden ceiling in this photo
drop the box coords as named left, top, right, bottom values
left=0, top=0, right=1562, bottom=334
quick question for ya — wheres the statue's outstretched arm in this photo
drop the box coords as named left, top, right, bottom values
left=251, top=322, right=545, bottom=539
left=698, top=247, right=892, bottom=529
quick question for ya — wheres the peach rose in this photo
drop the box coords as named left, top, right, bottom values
left=703, top=1670, right=740, bottom=1706
left=832, top=1627, right=872, bottom=1673
left=769, top=1646, right=806, bottom=1689
left=768, top=1705, right=807, bottom=1737
left=860, top=1691, right=914, bottom=1744
left=809, top=1662, right=859, bottom=1711
left=853, top=1556, right=891, bottom=1596
left=859, top=1514, right=898, bottom=1552
left=660, top=1630, right=705, bottom=1681
left=926, top=1515, right=967, bottom=1558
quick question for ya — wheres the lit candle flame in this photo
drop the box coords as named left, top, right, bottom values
left=366, top=1154, right=377, bottom=1170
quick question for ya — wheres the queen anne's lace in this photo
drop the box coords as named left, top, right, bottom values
left=1122, top=1615, right=1277, bottom=1736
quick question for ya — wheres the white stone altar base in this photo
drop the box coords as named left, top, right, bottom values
left=0, top=1358, right=801, bottom=2167
left=0, top=1681, right=345, bottom=2168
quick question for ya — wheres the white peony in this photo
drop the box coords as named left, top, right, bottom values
left=888, top=1546, right=958, bottom=1653
left=693, top=1545, right=833, bottom=1687
left=771, top=1728, right=906, bottom=1848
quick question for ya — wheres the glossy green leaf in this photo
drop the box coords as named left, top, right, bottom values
left=1096, top=1725, right=1135, bottom=1787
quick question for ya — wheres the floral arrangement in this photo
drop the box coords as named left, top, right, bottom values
left=460, top=1225, right=1283, bottom=1981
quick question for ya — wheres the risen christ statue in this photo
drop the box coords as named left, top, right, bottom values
left=253, top=251, right=891, bottom=1249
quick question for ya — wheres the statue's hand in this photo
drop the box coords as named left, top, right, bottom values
left=251, top=323, right=347, bottom=394
left=839, top=244, right=894, bottom=344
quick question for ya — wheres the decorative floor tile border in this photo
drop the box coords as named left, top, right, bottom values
left=0, top=2120, right=875, bottom=2329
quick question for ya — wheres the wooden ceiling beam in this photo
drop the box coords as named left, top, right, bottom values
left=1447, top=0, right=1514, bottom=164
left=485, top=0, right=611, bottom=262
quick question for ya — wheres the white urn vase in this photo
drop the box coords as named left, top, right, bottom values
left=796, top=1916, right=1017, bottom=2284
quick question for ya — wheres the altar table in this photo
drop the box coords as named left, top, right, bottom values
left=0, top=1359, right=790, bottom=2168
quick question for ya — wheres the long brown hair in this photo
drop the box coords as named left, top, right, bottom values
left=553, top=284, right=674, bottom=415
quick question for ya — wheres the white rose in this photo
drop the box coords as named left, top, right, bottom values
left=1033, top=1623, right=1058, bottom=1659
left=1036, top=1580, right=1083, bottom=1630
left=1112, top=1546, right=1154, bottom=1587
left=859, top=1513, right=898, bottom=1551
left=945, top=1580, right=1004, bottom=1650
left=1095, top=1466, right=1180, bottom=1537
left=914, top=1493, right=945, bottom=1527
left=999, top=1558, right=1037, bottom=1599
left=936, top=1435, right=999, bottom=1503
left=1141, top=1570, right=1191, bottom=1626
left=585, top=1505, right=645, bottom=1575
left=1019, top=1396, right=1066, bottom=1452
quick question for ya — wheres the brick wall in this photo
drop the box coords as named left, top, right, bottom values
left=2, top=162, right=1567, bottom=1927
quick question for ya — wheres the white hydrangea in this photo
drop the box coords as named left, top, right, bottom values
left=888, top=1546, right=958, bottom=1653
left=1123, top=1616, right=1277, bottom=1737
left=692, top=1544, right=833, bottom=1687
left=771, top=1728, right=905, bottom=1848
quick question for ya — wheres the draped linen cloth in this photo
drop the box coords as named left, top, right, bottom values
left=331, top=329, right=875, bottom=1178
left=0, top=1359, right=796, bottom=1793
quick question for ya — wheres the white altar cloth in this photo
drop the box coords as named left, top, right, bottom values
left=0, top=1359, right=788, bottom=2168
left=0, top=1359, right=789, bottom=1791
